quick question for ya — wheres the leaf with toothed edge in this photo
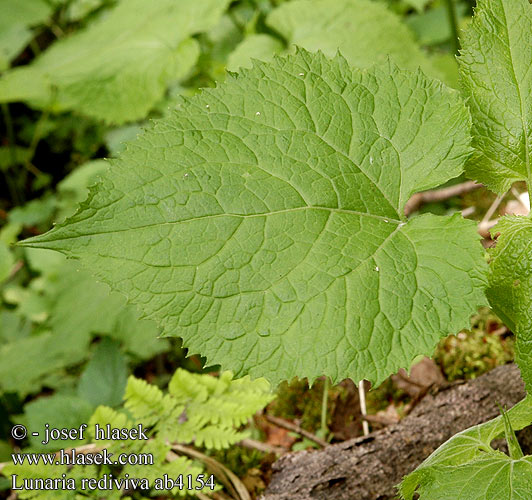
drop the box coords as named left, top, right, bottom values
left=487, top=217, right=532, bottom=392
left=459, top=0, right=532, bottom=194
left=400, top=395, right=532, bottom=499
left=460, top=0, right=532, bottom=392
left=20, top=49, right=487, bottom=386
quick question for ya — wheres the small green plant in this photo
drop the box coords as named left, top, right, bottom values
left=3, top=369, right=273, bottom=498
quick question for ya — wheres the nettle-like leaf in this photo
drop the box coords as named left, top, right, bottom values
left=21, top=50, right=487, bottom=386
left=487, top=217, right=532, bottom=389
left=459, top=0, right=532, bottom=194
left=460, top=0, right=532, bottom=387
left=400, top=395, right=532, bottom=499
left=0, top=0, right=230, bottom=124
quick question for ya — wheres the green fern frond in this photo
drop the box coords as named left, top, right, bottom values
left=5, top=370, right=271, bottom=499
left=125, top=376, right=176, bottom=426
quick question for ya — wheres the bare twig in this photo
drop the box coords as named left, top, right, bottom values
left=264, top=415, right=328, bottom=448
left=238, top=438, right=284, bottom=455
left=481, top=195, right=504, bottom=225
left=358, top=381, right=370, bottom=436
left=461, top=206, right=476, bottom=217
left=491, top=326, right=509, bottom=336
left=196, top=493, right=213, bottom=500
left=510, top=187, right=530, bottom=214
left=6, top=260, right=24, bottom=282
left=362, top=414, right=397, bottom=426
left=169, top=444, right=250, bottom=500
left=478, top=218, right=500, bottom=238
left=404, top=181, right=482, bottom=216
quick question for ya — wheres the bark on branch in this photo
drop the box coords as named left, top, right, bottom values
left=403, top=180, right=482, bottom=216
left=261, top=363, right=530, bottom=500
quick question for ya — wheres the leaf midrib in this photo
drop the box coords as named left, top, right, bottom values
left=25, top=206, right=402, bottom=244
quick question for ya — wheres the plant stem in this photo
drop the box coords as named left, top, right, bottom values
left=445, top=0, right=460, bottom=55
left=321, top=376, right=329, bottom=438
left=358, top=380, right=370, bottom=436
left=25, top=109, right=49, bottom=176
left=264, top=414, right=327, bottom=447
left=1, top=103, right=22, bottom=205
left=29, top=38, right=41, bottom=57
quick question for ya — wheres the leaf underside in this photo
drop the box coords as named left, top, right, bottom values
left=459, top=0, right=532, bottom=194
left=21, top=50, right=487, bottom=386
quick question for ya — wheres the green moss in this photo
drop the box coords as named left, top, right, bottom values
left=209, top=445, right=264, bottom=480
left=434, top=308, right=514, bottom=381
left=366, top=378, right=409, bottom=415
left=270, top=378, right=338, bottom=433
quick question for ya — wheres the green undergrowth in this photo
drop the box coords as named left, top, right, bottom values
left=434, top=308, right=514, bottom=381
left=269, top=378, right=339, bottom=434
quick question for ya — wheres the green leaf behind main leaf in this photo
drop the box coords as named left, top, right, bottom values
left=266, top=0, right=435, bottom=73
left=20, top=50, right=487, bottom=386
left=488, top=217, right=532, bottom=391
left=459, top=0, right=532, bottom=194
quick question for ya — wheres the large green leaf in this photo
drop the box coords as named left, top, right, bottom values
left=459, top=0, right=532, bottom=194
left=487, top=217, right=532, bottom=390
left=21, top=51, right=487, bottom=385
left=0, top=0, right=230, bottom=124
left=400, top=395, right=532, bottom=499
